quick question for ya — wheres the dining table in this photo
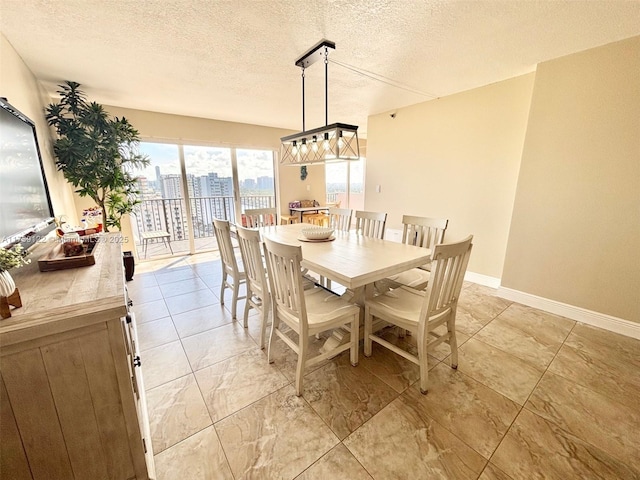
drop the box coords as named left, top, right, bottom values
left=259, top=223, right=431, bottom=350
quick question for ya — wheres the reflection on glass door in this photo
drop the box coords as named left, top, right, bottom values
left=348, top=158, right=365, bottom=211
left=236, top=149, right=276, bottom=225
left=130, top=142, right=276, bottom=258
left=184, top=146, right=234, bottom=251
left=325, top=158, right=365, bottom=212
left=131, top=142, right=189, bottom=257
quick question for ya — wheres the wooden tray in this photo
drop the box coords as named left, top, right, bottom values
left=38, top=238, right=99, bottom=272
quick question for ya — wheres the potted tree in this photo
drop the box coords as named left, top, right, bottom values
left=45, top=81, right=149, bottom=232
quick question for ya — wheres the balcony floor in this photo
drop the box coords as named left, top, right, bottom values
left=135, top=237, right=219, bottom=260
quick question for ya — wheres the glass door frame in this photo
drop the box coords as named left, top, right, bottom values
left=133, top=138, right=279, bottom=257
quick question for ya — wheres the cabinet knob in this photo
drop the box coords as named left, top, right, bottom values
left=127, top=299, right=134, bottom=307
left=133, top=356, right=142, bottom=367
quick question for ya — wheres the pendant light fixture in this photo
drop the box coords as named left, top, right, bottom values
left=280, top=39, right=360, bottom=165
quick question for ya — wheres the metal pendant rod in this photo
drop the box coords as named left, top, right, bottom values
left=301, top=67, right=305, bottom=132
left=325, top=47, right=328, bottom=126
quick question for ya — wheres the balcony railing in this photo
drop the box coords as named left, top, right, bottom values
left=133, top=194, right=275, bottom=243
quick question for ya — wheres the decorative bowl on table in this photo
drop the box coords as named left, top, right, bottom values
left=301, top=227, right=335, bottom=240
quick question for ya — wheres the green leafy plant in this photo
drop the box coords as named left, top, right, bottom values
left=0, top=245, right=30, bottom=272
left=45, top=81, right=150, bottom=231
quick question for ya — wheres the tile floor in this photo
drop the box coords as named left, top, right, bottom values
left=129, top=253, right=640, bottom=480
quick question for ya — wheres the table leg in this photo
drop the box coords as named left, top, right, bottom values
left=320, top=283, right=381, bottom=355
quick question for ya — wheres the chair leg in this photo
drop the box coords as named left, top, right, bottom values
left=417, top=331, right=429, bottom=394
left=220, top=272, right=227, bottom=305
left=350, top=313, right=359, bottom=367
left=364, top=306, right=373, bottom=357
left=295, top=336, right=308, bottom=396
left=260, top=297, right=270, bottom=350
left=448, top=318, right=459, bottom=369
left=231, top=279, right=240, bottom=319
left=243, top=291, right=251, bottom=328
left=267, top=308, right=278, bottom=363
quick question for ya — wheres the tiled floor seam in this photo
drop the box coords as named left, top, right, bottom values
left=153, top=421, right=213, bottom=457
left=209, top=423, right=237, bottom=480
left=145, top=371, right=193, bottom=393
left=179, top=338, right=262, bottom=374
left=479, top=320, right=579, bottom=475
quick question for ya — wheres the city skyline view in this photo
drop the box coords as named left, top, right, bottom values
left=135, top=142, right=275, bottom=183
left=134, top=141, right=364, bottom=189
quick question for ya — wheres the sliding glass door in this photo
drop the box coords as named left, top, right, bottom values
left=236, top=149, right=276, bottom=221
left=130, top=142, right=276, bottom=258
left=131, top=142, right=190, bottom=257
left=184, top=146, right=234, bottom=251
left=325, top=158, right=365, bottom=211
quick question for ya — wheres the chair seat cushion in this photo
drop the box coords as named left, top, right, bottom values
left=304, top=287, right=361, bottom=329
left=385, top=268, right=431, bottom=290
left=365, top=286, right=425, bottom=326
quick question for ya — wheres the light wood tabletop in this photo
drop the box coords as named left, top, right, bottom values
left=260, top=223, right=430, bottom=292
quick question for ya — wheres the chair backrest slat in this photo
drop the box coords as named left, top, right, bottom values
left=212, top=218, right=240, bottom=276
left=236, top=226, right=267, bottom=298
left=245, top=208, right=277, bottom=228
left=355, top=210, right=387, bottom=239
left=401, top=215, right=448, bottom=249
left=421, top=236, right=473, bottom=326
left=263, top=237, right=309, bottom=329
left=328, top=207, right=352, bottom=232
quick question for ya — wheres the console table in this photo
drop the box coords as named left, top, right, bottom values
left=0, top=234, right=155, bottom=479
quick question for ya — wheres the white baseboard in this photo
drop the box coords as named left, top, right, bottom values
left=497, top=287, right=640, bottom=340
left=465, top=271, right=501, bottom=289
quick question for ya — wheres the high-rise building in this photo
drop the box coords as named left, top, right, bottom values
left=257, top=176, right=273, bottom=191
left=162, top=174, right=182, bottom=199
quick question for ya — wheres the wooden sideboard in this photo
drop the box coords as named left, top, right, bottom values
left=0, top=234, right=155, bottom=479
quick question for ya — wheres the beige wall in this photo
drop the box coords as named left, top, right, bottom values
left=365, top=74, right=535, bottom=278
left=104, top=106, right=327, bottom=218
left=0, top=34, right=76, bottom=222
left=502, top=36, right=640, bottom=322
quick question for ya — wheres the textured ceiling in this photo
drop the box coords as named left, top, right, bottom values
left=1, top=0, right=639, bottom=136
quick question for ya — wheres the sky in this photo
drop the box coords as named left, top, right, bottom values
left=133, top=141, right=364, bottom=185
left=134, top=142, right=275, bottom=181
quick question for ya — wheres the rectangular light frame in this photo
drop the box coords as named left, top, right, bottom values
left=280, top=122, right=360, bottom=166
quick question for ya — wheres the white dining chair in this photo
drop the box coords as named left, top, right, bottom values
left=327, top=207, right=353, bottom=232
left=354, top=210, right=387, bottom=239
left=364, top=235, right=473, bottom=394
left=236, top=225, right=270, bottom=347
left=212, top=218, right=247, bottom=320
left=382, top=215, right=448, bottom=290
left=263, top=237, right=360, bottom=396
left=245, top=208, right=277, bottom=228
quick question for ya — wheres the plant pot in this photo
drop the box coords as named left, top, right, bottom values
left=0, top=270, right=16, bottom=298
left=0, top=270, right=22, bottom=319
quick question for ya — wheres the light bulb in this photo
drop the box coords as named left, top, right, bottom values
left=337, top=132, right=344, bottom=149
left=301, top=139, right=308, bottom=154
left=311, top=136, right=318, bottom=152
left=291, top=140, right=298, bottom=155
left=323, top=132, right=330, bottom=151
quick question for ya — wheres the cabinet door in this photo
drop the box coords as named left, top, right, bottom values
left=123, top=313, right=156, bottom=479
left=2, top=329, right=137, bottom=480
left=0, top=374, right=31, bottom=480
